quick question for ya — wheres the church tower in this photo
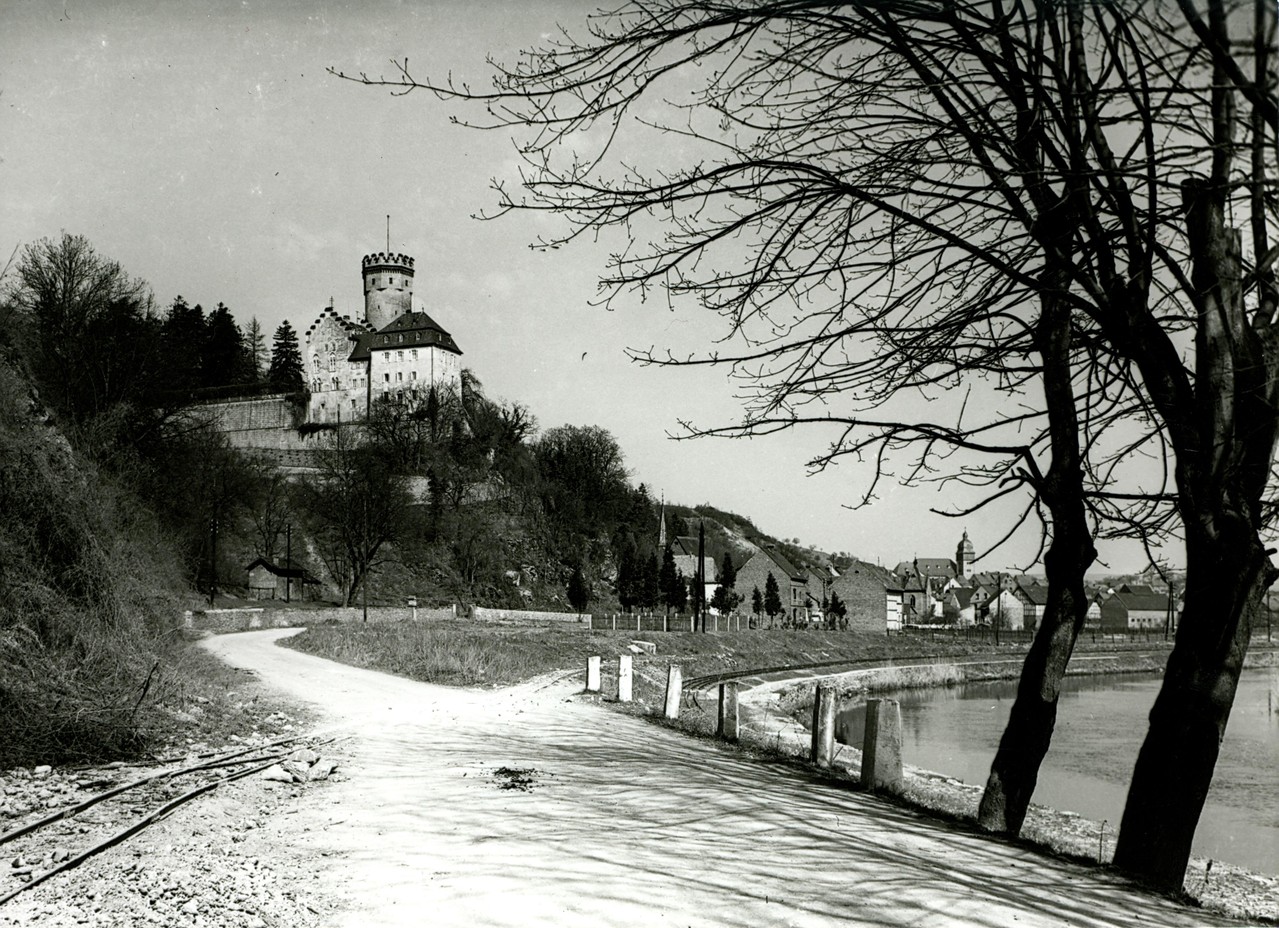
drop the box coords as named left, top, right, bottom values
left=956, top=529, right=975, bottom=579
left=362, top=252, right=415, bottom=330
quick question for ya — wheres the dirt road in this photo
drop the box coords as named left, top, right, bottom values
left=201, top=628, right=1239, bottom=928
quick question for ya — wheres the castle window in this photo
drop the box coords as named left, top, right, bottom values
left=397, top=351, right=403, bottom=362
left=396, top=372, right=403, bottom=382
left=410, top=371, right=417, bottom=381
left=411, top=349, right=418, bottom=360
left=384, top=373, right=390, bottom=383
left=397, top=334, right=404, bottom=343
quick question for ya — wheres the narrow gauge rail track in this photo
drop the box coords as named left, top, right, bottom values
left=0, top=734, right=332, bottom=907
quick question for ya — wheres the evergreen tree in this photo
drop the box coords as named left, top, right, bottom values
left=671, top=569, right=688, bottom=613
left=710, top=550, right=741, bottom=616
left=658, top=544, right=680, bottom=614
left=616, top=547, right=638, bottom=612
left=161, top=296, right=207, bottom=393
left=751, top=585, right=763, bottom=623
left=638, top=552, right=660, bottom=611
left=203, top=302, right=243, bottom=389
left=243, top=316, right=268, bottom=384
left=267, top=320, right=305, bottom=392
left=567, top=564, right=590, bottom=614
left=764, top=572, right=782, bottom=628
left=828, top=590, right=848, bottom=630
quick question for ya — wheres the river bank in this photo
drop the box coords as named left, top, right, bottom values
left=721, top=646, right=1279, bottom=924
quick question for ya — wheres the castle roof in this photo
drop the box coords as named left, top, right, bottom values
left=348, top=311, right=461, bottom=360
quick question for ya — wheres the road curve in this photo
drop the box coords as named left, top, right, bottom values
left=201, top=629, right=1240, bottom=928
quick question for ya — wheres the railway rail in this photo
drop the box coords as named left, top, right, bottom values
left=0, top=734, right=334, bottom=908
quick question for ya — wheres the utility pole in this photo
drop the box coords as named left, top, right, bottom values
left=285, top=523, right=292, bottom=604
left=696, top=521, right=706, bottom=632
left=994, top=572, right=1001, bottom=646
left=208, top=515, right=219, bottom=606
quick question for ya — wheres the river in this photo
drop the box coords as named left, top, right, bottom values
left=835, top=666, right=1279, bottom=875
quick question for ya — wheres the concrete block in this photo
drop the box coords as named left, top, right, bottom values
left=811, top=684, right=837, bottom=768
left=861, top=698, right=903, bottom=792
left=586, top=655, right=601, bottom=693
left=664, top=664, right=683, bottom=720
left=630, top=640, right=657, bottom=654
left=717, top=681, right=739, bottom=741
left=618, top=654, right=633, bottom=703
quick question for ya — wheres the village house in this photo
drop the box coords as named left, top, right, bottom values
left=1100, top=584, right=1174, bottom=632
left=245, top=558, right=321, bottom=601
left=829, top=558, right=895, bottom=632
left=734, top=544, right=809, bottom=625
left=1014, top=579, right=1050, bottom=631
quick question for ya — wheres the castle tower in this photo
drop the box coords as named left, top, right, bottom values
left=956, top=529, right=975, bottom=579
left=362, top=252, right=415, bottom=330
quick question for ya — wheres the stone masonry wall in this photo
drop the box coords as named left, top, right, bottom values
left=470, top=607, right=590, bottom=627
left=185, top=605, right=456, bottom=632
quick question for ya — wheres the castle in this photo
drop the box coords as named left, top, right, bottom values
left=302, top=251, right=463, bottom=423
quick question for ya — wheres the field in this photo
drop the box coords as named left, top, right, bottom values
left=280, top=619, right=1182, bottom=695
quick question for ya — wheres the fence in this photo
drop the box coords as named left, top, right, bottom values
left=588, top=613, right=751, bottom=633
left=893, top=623, right=1181, bottom=645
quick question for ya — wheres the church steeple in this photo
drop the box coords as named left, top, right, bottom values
left=956, top=529, right=975, bottom=579
left=658, top=493, right=667, bottom=547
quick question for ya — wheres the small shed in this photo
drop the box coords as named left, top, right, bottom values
left=246, top=558, right=321, bottom=601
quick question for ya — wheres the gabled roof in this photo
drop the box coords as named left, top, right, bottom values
left=348, top=311, right=461, bottom=360
left=952, top=587, right=976, bottom=608
left=1110, top=590, right=1170, bottom=613
left=245, top=558, right=320, bottom=583
left=1119, top=583, right=1157, bottom=597
left=1017, top=582, right=1051, bottom=606
left=756, top=544, right=806, bottom=581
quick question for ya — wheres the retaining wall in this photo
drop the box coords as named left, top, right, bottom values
left=471, top=607, right=590, bottom=627
left=185, top=604, right=457, bottom=632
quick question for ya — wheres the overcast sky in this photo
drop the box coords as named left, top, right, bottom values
left=2, top=0, right=1178, bottom=575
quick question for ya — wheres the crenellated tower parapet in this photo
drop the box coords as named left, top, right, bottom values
left=362, top=252, right=415, bottom=330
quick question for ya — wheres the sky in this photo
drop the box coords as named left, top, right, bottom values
left=1, top=0, right=1175, bottom=575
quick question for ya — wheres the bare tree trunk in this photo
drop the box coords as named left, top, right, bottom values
left=978, top=290, right=1096, bottom=835
left=1114, top=173, right=1279, bottom=889
left=1112, top=530, right=1266, bottom=888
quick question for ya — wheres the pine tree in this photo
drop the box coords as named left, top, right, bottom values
left=639, top=552, right=661, bottom=610
left=751, top=586, right=763, bottom=623
left=658, top=544, right=680, bottom=614
left=828, top=590, right=848, bottom=630
left=567, top=565, right=590, bottom=614
left=268, top=320, right=305, bottom=392
left=672, top=569, right=688, bottom=613
left=764, top=572, right=782, bottom=628
left=203, top=302, right=243, bottom=389
left=161, top=296, right=207, bottom=392
left=244, top=316, right=268, bottom=384
left=710, top=550, right=741, bottom=616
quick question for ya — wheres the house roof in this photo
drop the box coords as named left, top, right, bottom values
left=1119, top=583, right=1157, bottom=597
left=1017, top=582, right=1051, bottom=606
left=245, top=558, right=320, bottom=582
left=1110, top=590, right=1170, bottom=613
left=348, top=311, right=461, bottom=360
left=757, top=544, right=806, bottom=581
left=952, top=588, right=976, bottom=608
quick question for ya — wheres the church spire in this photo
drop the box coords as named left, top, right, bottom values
left=658, top=493, right=667, bottom=547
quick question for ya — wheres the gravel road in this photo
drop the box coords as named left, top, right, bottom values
left=161, top=627, right=1246, bottom=928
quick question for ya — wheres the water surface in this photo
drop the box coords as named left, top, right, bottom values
left=836, top=667, right=1279, bottom=874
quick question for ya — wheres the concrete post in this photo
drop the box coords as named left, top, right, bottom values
left=811, top=684, right=837, bottom=767
left=618, top=655, right=633, bottom=702
left=664, top=664, right=683, bottom=720
left=861, top=698, right=903, bottom=791
left=717, top=681, right=740, bottom=741
left=586, top=655, right=601, bottom=693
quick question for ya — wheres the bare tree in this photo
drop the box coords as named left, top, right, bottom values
left=339, top=0, right=1278, bottom=888
left=295, top=427, right=413, bottom=606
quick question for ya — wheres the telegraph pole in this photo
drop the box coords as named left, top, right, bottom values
left=285, top=523, right=292, bottom=604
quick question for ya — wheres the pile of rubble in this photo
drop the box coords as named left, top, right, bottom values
left=260, top=747, right=338, bottom=785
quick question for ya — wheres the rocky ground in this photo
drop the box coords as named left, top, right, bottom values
left=0, top=709, right=343, bottom=928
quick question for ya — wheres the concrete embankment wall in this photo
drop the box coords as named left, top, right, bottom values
left=185, top=605, right=457, bottom=632
left=471, top=607, right=590, bottom=627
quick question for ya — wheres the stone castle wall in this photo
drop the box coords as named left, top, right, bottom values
left=199, top=395, right=310, bottom=450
